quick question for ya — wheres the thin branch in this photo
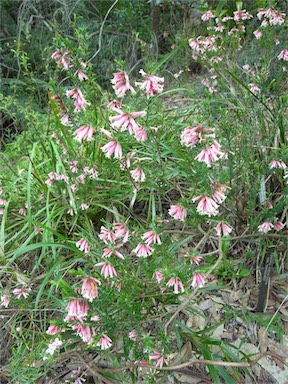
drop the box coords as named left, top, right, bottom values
left=87, top=0, right=119, bottom=63
left=97, top=351, right=265, bottom=373
left=164, top=229, right=288, bottom=241
left=0, top=63, right=18, bottom=72
left=70, top=352, right=116, bottom=384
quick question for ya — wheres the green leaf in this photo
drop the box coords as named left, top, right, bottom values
left=57, top=279, right=76, bottom=299
left=34, top=258, right=62, bottom=309
left=152, top=38, right=189, bottom=74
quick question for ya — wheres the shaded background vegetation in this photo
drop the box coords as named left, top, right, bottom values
left=3, top=0, right=286, bottom=144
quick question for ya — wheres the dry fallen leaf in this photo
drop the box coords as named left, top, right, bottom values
left=211, top=323, right=224, bottom=340
left=258, top=326, right=268, bottom=353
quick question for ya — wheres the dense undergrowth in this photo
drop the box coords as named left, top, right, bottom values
left=0, top=1, right=287, bottom=383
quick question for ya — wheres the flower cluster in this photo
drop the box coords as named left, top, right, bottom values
left=43, top=338, right=63, bottom=359
left=181, top=124, right=225, bottom=167
left=111, top=71, right=135, bottom=97
left=135, top=69, right=164, bottom=99
left=51, top=50, right=73, bottom=70
left=66, top=88, right=90, bottom=112
left=257, top=8, right=286, bottom=26
left=278, top=50, right=288, bottom=61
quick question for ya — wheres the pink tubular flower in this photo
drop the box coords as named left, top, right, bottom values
left=120, top=150, right=136, bottom=169
left=135, top=69, right=164, bottom=98
left=70, top=164, right=78, bottom=173
left=73, top=377, right=86, bottom=384
left=12, top=286, right=31, bottom=299
left=97, top=334, right=112, bottom=350
left=215, top=221, right=233, bottom=236
left=74, top=125, right=95, bottom=142
left=212, top=181, right=229, bottom=203
left=111, top=71, right=135, bottom=97
left=46, top=325, right=61, bottom=335
left=192, top=195, right=219, bottom=217
left=44, top=337, right=63, bottom=357
left=66, top=88, right=90, bottom=112
left=173, top=69, right=184, bottom=78
left=149, top=351, right=167, bottom=369
left=108, top=99, right=123, bottom=111
left=110, top=108, right=146, bottom=135
left=278, top=50, right=288, bottom=61
left=57, top=173, right=69, bottom=183
left=195, top=141, right=223, bottom=166
left=99, top=226, right=116, bottom=244
left=130, top=167, right=146, bottom=182
left=258, top=8, right=285, bottom=26
left=68, top=208, right=75, bottom=216
left=189, top=35, right=219, bottom=54
left=75, top=324, right=95, bottom=344
left=65, top=299, right=88, bottom=322
left=52, top=50, right=73, bottom=69
left=221, top=16, right=233, bottom=22
left=102, top=245, right=124, bottom=259
left=212, top=189, right=226, bottom=204
left=188, top=255, right=202, bottom=265
left=60, top=113, right=72, bottom=126
left=0, top=198, right=7, bottom=206
left=72, top=323, right=94, bottom=343
left=51, top=50, right=62, bottom=60
left=134, top=126, right=148, bottom=142
left=129, top=330, right=138, bottom=341
left=166, top=276, right=184, bottom=294
left=269, top=160, right=287, bottom=169
left=180, top=125, right=214, bottom=148
left=253, top=30, right=263, bottom=39
left=48, top=171, right=57, bottom=180
left=96, top=261, right=117, bottom=278
left=113, top=223, right=129, bottom=242
left=274, top=220, right=284, bottom=231
left=76, top=174, right=86, bottom=184
left=142, top=231, right=161, bottom=245
left=81, top=277, right=101, bottom=302
left=75, top=69, right=88, bottom=81
left=233, top=9, right=253, bottom=22
left=191, top=273, right=205, bottom=288
left=249, top=83, right=260, bottom=95
left=76, top=238, right=90, bottom=254
left=168, top=205, right=187, bottom=221
left=214, top=25, right=224, bottom=32
left=153, top=270, right=164, bottom=283
left=45, top=178, right=54, bottom=186
left=85, top=167, right=98, bottom=179
left=71, top=184, right=77, bottom=192
left=101, top=139, right=122, bottom=159
left=258, top=221, right=274, bottom=233
left=133, top=243, right=153, bottom=257
left=102, top=248, right=113, bottom=257
left=0, top=295, right=10, bottom=308
left=201, top=10, right=214, bottom=21
left=19, top=208, right=27, bottom=216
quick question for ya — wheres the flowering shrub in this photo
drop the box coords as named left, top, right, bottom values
left=0, top=3, right=287, bottom=383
